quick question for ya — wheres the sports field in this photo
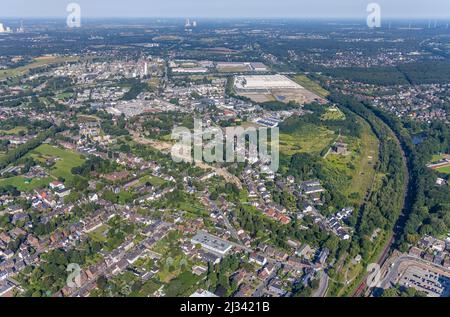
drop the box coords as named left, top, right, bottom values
left=436, top=165, right=450, bottom=174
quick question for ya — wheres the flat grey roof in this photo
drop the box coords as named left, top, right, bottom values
left=192, top=231, right=233, bottom=253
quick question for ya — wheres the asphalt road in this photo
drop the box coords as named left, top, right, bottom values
left=379, top=255, right=450, bottom=290
left=312, top=271, right=329, bottom=297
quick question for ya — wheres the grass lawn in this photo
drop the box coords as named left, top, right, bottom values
left=140, top=279, right=162, bottom=296
left=428, top=154, right=450, bottom=174
left=0, top=126, right=27, bottom=135
left=148, top=78, right=160, bottom=90
left=293, top=75, right=329, bottom=98
left=88, top=224, right=110, bottom=243
left=163, top=271, right=202, bottom=297
left=430, top=154, right=445, bottom=163
left=0, top=176, right=53, bottom=192
left=118, top=190, right=134, bottom=204
left=77, top=115, right=100, bottom=123
left=321, top=107, right=346, bottom=121
left=177, top=199, right=208, bottom=216
left=28, top=144, right=85, bottom=182
left=158, top=264, right=181, bottom=283
left=280, top=123, right=335, bottom=155
left=436, top=165, right=450, bottom=174
left=38, top=97, right=51, bottom=106
left=137, top=175, right=167, bottom=187
left=56, top=92, right=73, bottom=100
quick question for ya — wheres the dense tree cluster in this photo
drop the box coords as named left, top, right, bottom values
left=370, top=108, right=450, bottom=249
left=71, top=155, right=115, bottom=176
left=329, top=92, right=406, bottom=259
left=0, top=127, right=58, bottom=169
left=19, top=239, right=103, bottom=297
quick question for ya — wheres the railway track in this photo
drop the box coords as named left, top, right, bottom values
left=352, top=111, right=411, bottom=297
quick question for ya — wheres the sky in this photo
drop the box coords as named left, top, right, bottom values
left=0, top=0, right=449, bottom=19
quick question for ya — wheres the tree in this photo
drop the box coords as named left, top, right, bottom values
left=97, top=275, right=108, bottom=291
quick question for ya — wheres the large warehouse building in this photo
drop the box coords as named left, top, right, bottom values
left=234, top=74, right=303, bottom=91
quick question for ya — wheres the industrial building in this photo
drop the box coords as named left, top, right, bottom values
left=234, top=75, right=303, bottom=91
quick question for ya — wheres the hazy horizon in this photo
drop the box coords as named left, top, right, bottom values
left=0, top=0, right=449, bottom=19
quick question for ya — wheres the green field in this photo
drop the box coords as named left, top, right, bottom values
left=293, top=75, right=330, bottom=98
left=324, top=118, right=380, bottom=204
left=56, top=92, right=73, bottom=100
left=0, top=144, right=85, bottom=191
left=321, top=107, right=346, bottom=121
left=430, top=154, right=446, bottom=163
left=177, top=199, right=208, bottom=216
left=0, top=56, right=79, bottom=80
left=0, top=176, right=53, bottom=192
left=280, top=115, right=379, bottom=206
left=280, top=123, right=335, bottom=155
left=137, top=175, right=167, bottom=187
left=0, top=126, right=27, bottom=135
left=428, top=154, right=450, bottom=174
left=28, top=144, right=85, bottom=182
left=217, top=66, right=249, bottom=73
left=77, top=115, right=100, bottom=123
left=436, top=165, right=450, bottom=174
left=88, top=224, right=110, bottom=242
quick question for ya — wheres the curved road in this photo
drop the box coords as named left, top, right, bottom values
left=313, top=271, right=329, bottom=297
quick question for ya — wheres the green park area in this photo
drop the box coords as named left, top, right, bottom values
left=56, top=92, right=73, bottom=100
left=0, top=175, right=53, bottom=192
left=430, top=154, right=446, bottom=163
left=0, top=126, right=28, bottom=135
left=324, top=118, right=380, bottom=204
left=28, top=144, right=85, bottom=182
left=87, top=224, right=110, bottom=243
left=321, top=107, right=346, bottom=121
left=137, top=174, right=167, bottom=187
left=279, top=109, right=380, bottom=207
left=0, top=144, right=85, bottom=192
left=280, top=123, right=336, bottom=156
